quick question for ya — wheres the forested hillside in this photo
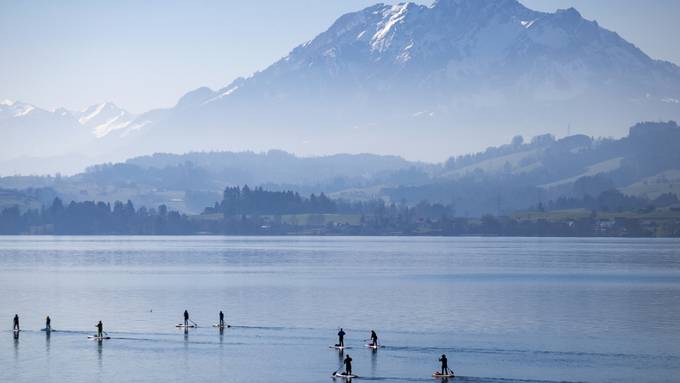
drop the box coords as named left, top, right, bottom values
left=0, top=121, right=679, bottom=217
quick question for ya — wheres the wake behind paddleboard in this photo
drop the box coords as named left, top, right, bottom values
left=432, top=372, right=455, bottom=379
left=332, top=372, right=358, bottom=379
left=88, top=336, right=111, bottom=340
left=176, top=324, right=196, bottom=328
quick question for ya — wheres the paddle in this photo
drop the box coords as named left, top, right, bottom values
left=189, top=319, right=198, bottom=327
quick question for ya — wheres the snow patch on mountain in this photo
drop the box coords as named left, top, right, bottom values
left=0, top=100, right=39, bottom=119
left=75, top=102, right=136, bottom=137
left=78, top=103, right=107, bottom=125
left=371, top=3, right=410, bottom=52
left=204, top=85, right=239, bottom=104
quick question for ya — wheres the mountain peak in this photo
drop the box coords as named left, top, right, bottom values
left=432, top=0, right=519, bottom=8
left=76, top=102, right=135, bottom=137
left=431, top=0, right=527, bottom=14
left=556, top=7, right=581, bottom=17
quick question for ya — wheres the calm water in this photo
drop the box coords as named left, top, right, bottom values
left=1, top=236, right=679, bottom=383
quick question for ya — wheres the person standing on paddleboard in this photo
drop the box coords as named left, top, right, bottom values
left=337, top=328, right=346, bottom=347
left=439, top=354, right=449, bottom=375
left=45, top=316, right=51, bottom=331
left=13, top=314, right=19, bottom=331
left=370, top=330, right=378, bottom=347
left=219, top=310, right=224, bottom=327
left=343, top=354, right=353, bottom=375
left=184, top=310, right=189, bottom=327
left=95, top=321, right=103, bottom=338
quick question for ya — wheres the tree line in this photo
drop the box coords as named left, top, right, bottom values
left=0, top=186, right=678, bottom=237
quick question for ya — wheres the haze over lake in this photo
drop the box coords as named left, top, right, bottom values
left=2, top=236, right=679, bottom=383
left=2, top=0, right=680, bottom=381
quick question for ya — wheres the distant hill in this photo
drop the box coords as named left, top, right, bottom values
left=0, top=151, right=425, bottom=213
left=0, top=121, right=678, bottom=216
left=384, top=121, right=680, bottom=215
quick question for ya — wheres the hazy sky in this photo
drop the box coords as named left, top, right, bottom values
left=1, top=0, right=679, bottom=114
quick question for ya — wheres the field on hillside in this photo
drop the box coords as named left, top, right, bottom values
left=513, top=207, right=680, bottom=222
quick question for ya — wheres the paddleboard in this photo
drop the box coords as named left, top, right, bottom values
left=432, top=372, right=455, bottom=378
left=13, top=329, right=21, bottom=333
left=332, top=372, right=358, bottom=379
left=88, top=336, right=111, bottom=340
left=365, top=344, right=383, bottom=349
left=212, top=324, right=231, bottom=328
left=176, top=324, right=196, bottom=328
left=329, top=345, right=349, bottom=350
left=41, top=328, right=54, bottom=332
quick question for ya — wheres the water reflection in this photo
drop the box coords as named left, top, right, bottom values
left=45, top=330, right=51, bottom=354
left=96, top=339, right=103, bottom=372
left=182, top=327, right=190, bottom=372
left=13, top=330, right=19, bottom=361
left=370, top=348, right=377, bottom=375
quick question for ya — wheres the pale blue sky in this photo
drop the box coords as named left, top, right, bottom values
left=1, top=0, right=678, bottom=113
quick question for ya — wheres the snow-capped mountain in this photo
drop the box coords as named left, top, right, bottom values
left=74, top=102, right=136, bottom=138
left=124, top=0, right=680, bottom=160
left=0, top=100, right=135, bottom=165
left=0, top=99, right=40, bottom=119
left=3, top=0, right=680, bottom=172
left=0, top=100, right=91, bottom=162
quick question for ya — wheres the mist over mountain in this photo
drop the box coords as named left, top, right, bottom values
left=2, top=121, right=678, bottom=216
left=2, top=0, right=679, bottom=175
left=118, top=0, right=680, bottom=161
left=74, top=102, right=137, bottom=138
left=0, top=100, right=138, bottom=174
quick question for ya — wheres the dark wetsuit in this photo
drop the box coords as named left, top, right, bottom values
left=46, top=316, right=51, bottom=331
left=184, top=310, right=189, bottom=326
left=13, top=315, right=19, bottom=331
left=338, top=329, right=346, bottom=347
left=219, top=311, right=224, bottom=327
left=370, top=331, right=378, bottom=346
left=343, top=355, right=353, bottom=375
left=96, top=321, right=103, bottom=337
left=439, top=355, right=449, bottom=375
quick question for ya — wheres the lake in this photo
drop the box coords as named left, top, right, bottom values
left=1, top=236, right=679, bottom=383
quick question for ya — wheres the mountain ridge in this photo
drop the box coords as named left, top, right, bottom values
left=119, top=0, right=680, bottom=161
left=2, top=0, right=680, bottom=172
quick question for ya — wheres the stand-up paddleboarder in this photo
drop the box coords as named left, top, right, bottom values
left=337, top=328, right=346, bottom=347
